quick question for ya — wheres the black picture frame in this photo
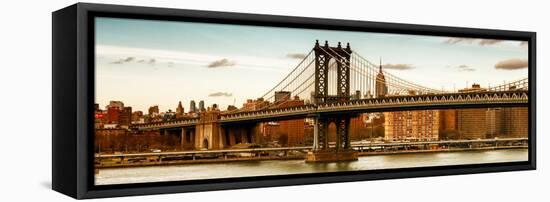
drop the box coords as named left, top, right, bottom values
left=52, top=3, right=536, bottom=199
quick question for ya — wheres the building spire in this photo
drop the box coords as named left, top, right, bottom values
left=379, top=57, right=383, bottom=72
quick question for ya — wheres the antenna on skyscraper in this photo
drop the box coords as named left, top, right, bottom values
left=379, top=57, right=383, bottom=72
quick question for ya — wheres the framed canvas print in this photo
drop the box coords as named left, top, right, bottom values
left=52, top=3, right=536, bottom=199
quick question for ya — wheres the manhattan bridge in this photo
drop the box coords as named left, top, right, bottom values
left=132, top=40, right=529, bottom=162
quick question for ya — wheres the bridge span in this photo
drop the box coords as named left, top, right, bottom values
left=126, top=41, right=529, bottom=162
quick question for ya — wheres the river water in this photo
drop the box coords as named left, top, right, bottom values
left=95, top=149, right=527, bottom=185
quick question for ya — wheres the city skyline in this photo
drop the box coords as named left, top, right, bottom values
left=95, top=17, right=528, bottom=112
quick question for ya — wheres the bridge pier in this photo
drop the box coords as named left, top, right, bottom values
left=312, top=116, right=319, bottom=151
left=306, top=115, right=358, bottom=162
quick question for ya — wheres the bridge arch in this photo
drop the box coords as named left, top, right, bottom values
left=327, top=58, right=339, bottom=97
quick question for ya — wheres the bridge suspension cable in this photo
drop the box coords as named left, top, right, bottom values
left=226, top=43, right=528, bottom=115
left=320, top=46, right=448, bottom=98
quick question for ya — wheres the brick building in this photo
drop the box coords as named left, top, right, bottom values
left=384, top=110, right=440, bottom=141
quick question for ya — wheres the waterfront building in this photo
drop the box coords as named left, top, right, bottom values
left=439, top=109, right=458, bottom=139
left=106, top=106, right=120, bottom=124
left=384, top=110, right=440, bottom=142
left=457, top=108, right=487, bottom=139
left=500, top=107, right=528, bottom=138
left=486, top=108, right=502, bottom=138
left=119, top=106, right=132, bottom=126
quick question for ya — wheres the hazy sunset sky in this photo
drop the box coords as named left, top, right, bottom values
left=95, top=17, right=528, bottom=113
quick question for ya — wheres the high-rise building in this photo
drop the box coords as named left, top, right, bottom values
left=384, top=110, right=439, bottom=141
left=375, top=60, right=388, bottom=98
left=457, top=108, right=487, bottom=139
left=500, top=107, right=528, bottom=138
left=189, top=100, right=197, bottom=113
left=176, top=101, right=184, bottom=116
left=106, top=106, right=120, bottom=124
left=199, top=100, right=205, bottom=111
left=119, top=106, right=132, bottom=126
left=439, top=109, right=458, bottom=139
left=486, top=108, right=502, bottom=138
left=148, top=105, right=159, bottom=117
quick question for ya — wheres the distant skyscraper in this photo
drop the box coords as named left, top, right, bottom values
left=190, top=100, right=197, bottom=113
left=375, top=59, right=388, bottom=98
left=199, top=100, right=205, bottom=111
left=176, top=101, right=184, bottom=115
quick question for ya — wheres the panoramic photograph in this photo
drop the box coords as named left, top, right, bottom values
left=93, top=17, right=529, bottom=185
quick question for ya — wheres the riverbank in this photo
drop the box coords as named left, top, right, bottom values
left=96, top=145, right=527, bottom=169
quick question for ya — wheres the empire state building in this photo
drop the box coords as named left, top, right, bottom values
left=375, top=59, right=388, bottom=98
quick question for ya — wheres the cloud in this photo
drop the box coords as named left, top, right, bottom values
left=444, top=37, right=503, bottom=46
left=286, top=53, right=307, bottom=59
left=124, top=57, right=135, bottom=62
left=111, top=57, right=135, bottom=64
left=207, top=58, right=236, bottom=68
left=495, top=58, right=528, bottom=70
left=456, top=64, right=475, bottom=72
left=97, top=45, right=291, bottom=73
left=382, top=63, right=414, bottom=70
left=208, top=92, right=233, bottom=97
left=479, top=39, right=503, bottom=46
left=111, top=56, right=159, bottom=65
left=444, top=37, right=476, bottom=44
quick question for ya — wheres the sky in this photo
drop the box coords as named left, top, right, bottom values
left=95, top=17, right=528, bottom=113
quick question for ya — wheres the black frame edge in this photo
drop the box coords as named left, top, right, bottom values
left=528, top=32, right=536, bottom=169
left=52, top=3, right=78, bottom=199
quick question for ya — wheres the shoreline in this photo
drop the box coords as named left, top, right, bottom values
left=97, top=146, right=527, bottom=169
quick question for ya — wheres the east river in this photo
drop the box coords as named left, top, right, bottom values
left=95, top=149, right=527, bottom=185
